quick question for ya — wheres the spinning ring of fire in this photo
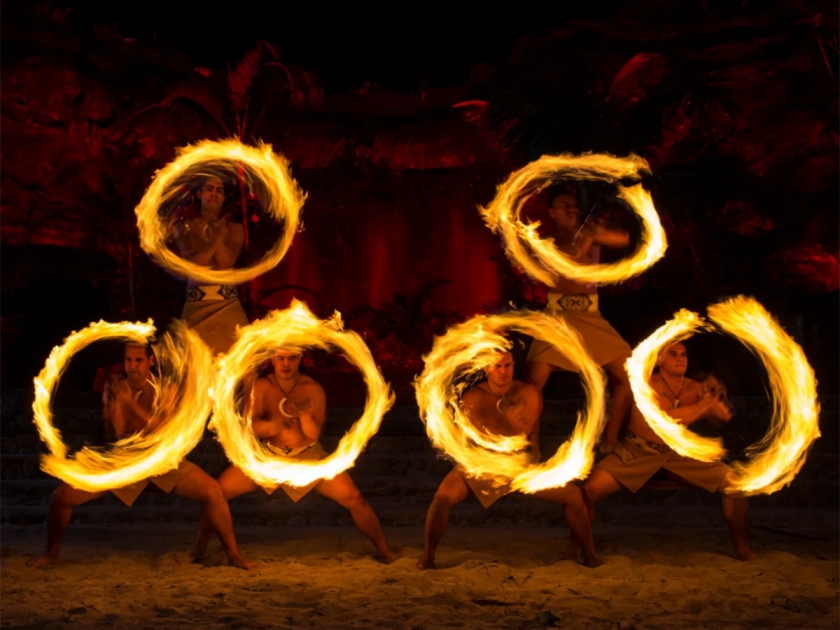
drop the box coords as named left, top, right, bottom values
left=479, top=153, right=666, bottom=287
left=626, top=296, right=820, bottom=496
left=414, top=311, right=607, bottom=493
left=32, top=321, right=214, bottom=492
left=211, top=301, right=395, bottom=488
left=135, top=139, right=306, bottom=284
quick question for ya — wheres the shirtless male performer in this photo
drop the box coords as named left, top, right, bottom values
left=28, top=343, right=253, bottom=569
left=583, top=342, right=755, bottom=560
left=191, top=349, right=397, bottom=564
left=526, top=191, right=633, bottom=452
left=418, top=350, right=600, bottom=570
left=172, top=176, right=248, bottom=355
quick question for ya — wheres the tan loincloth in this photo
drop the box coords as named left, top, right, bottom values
left=595, top=432, right=731, bottom=493
left=181, top=284, right=249, bottom=355
left=458, top=449, right=538, bottom=508
left=109, top=460, right=200, bottom=507
left=527, top=293, right=632, bottom=371
left=259, top=442, right=329, bottom=502
left=460, top=470, right=514, bottom=509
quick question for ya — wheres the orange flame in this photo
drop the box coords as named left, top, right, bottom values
left=479, top=153, right=666, bottom=286
left=414, top=311, right=606, bottom=492
left=625, top=309, right=725, bottom=462
left=626, top=297, right=820, bottom=495
left=33, top=321, right=214, bottom=492
left=135, top=139, right=306, bottom=284
left=211, top=300, right=395, bottom=488
left=709, top=297, right=821, bottom=496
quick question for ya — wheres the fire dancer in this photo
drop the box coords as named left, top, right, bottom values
left=171, top=176, right=249, bottom=355
left=418, top=350, right=600, bottom=569
left=28, top=342, right=253, bottom=570
left=582, top=342, right=754, bottom=560
left=525, top=191, right=633, bottom=453
left=190, top=348, right=397, bottom=564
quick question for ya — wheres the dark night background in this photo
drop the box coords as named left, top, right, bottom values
left=0, top=6, right=838, bottom=628
left=1, top=1, right=837, bottom=403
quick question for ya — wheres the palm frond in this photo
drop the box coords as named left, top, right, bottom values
left=228, top=40, right=278, bottom=116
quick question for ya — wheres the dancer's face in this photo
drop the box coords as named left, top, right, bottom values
left=658, top=343, right=688, bottom=377
left=272, top=350, right=302, bottom=380
left=198, top=177, right=225, bottom=216
left=548, top=194, right=580, bottom=230
left=124, top=344, right=154, bottom=386
left=485, top=352, right=514, bottom=389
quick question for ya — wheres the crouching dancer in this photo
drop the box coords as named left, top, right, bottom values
left=191, top=349, right=396, bottom=564
left=28, top=342, right=252, bottom=569
left=582, top=342, right=755, bottom=561
left=418, top=350, right=600, bottom=570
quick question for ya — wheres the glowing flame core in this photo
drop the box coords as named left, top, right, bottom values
left=32, top=321, right=214, bottom=492
left=135, top=139, right=306, bottom=284
left=625, top=309, right=725, bottom=462
left=710, top=297, right=820, bottom=495
left=626, top=296, right=821, bottom=495
left=479, top=153, right=666, bottom=286
left=414, top=311, right=606, bottom=493
left=211, top=301, right=395, bottom=488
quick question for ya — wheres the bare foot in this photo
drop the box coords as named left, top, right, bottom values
left=380, top=551, right=398, bottom=565
left=417, top=555, right=436, bottom=570
left=27, top=554, right=58, bottom=569
left=735, top=548, right=757, bottom=562
left=583, top=553, right=604, bottom=568
left=188, top=545, right=206, bottom=562
left=228, top=554, right=258, bottom=571
left=567, top=539, right=583, bottom=563
left=172, top=551, right=199, bottom=565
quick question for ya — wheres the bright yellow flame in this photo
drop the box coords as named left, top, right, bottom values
left=625, top=309, right=725, bottom=462
left=626, top=297, right=821, bottom=495
left=135, top=138, right=306, bottom=284
left=708, top=297, right=821, bottom=496
left=414, top=311, right=607, bottom=493
left=211, top=300, right=395, bottom=488
left=33, top=320, right=214, bottom=492
left=479, top=153, right=667, bottom=286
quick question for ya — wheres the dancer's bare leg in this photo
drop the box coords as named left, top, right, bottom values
left=525, top=360, right=554, bottom=393
left=418, top=470, right=470, bottom=570
left=185, top=466, right=257, bottom=570
left=28, top=484, right=106, bottom=568
left=720, top=477, right=755, bottom=561
left=534, top=484, right=602, bottom=567
left=316, top=473, right=396, bottom=564
left=601, top=355, right=632, bottom=443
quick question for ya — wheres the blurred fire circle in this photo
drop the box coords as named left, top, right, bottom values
left=31, top=320, right=213, bottom=492
left=135, top=139, right=306, bottom=284
left=626, top=296, right=820, bottom=496
left=415, top=310, right=607, bottom=493
left=479, top=153, right=666, bottom=286
left=210, top=301, right=395, bottom=488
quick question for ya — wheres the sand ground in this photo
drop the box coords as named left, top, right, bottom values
left=1, top=522, right=837, bottom=629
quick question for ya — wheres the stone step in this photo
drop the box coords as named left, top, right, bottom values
left=3, top=496, right=837, bottom=530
